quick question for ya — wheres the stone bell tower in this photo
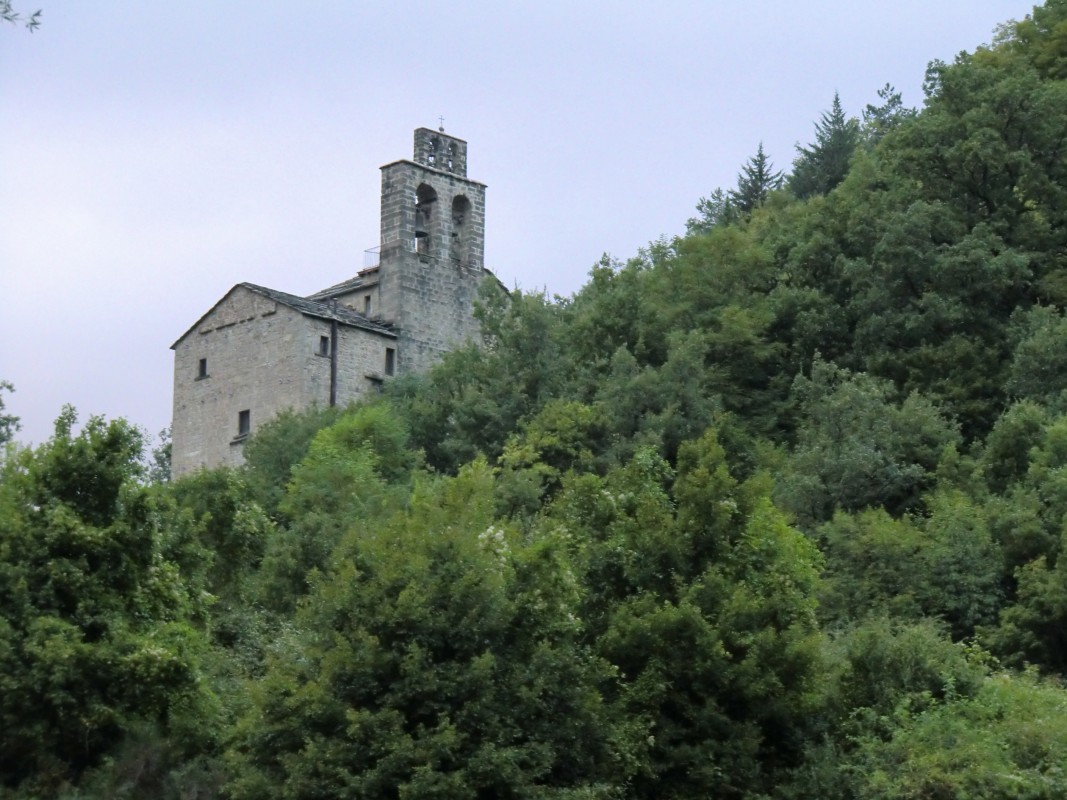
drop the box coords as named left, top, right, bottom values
left=376, top=127, right=488, bottom=374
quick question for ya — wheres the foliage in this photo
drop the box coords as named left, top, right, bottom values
left=0, top=409, right=209, bottom=793
left=228, top=460, right=618, bottom=798
left=146, top=426, right=172, bottom=484
left=0, top=0, right=40, bottom=30
left=818, top=494, right=1002, bottom=639
left=687, top=143, right=784, bottom=233
left=776, top=359, right=960, bottom=527
left=860, top=83, right=916, bottom=144
left=253, top=404, right=414, bottom=614
left=551, top=432, right=826, bottom=798
left=851, top=670, right=1067, bottom=799
left=789, top=93, right=860, bottom=199
left=731, top=142, right=784, bottom=214
left=0, top=379, right=19, bottom=448
left=239, top=403, right=343, bottom=518
left=687, top=187, right=738, bottom=233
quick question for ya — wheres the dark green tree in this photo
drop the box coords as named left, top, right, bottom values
left=0, top=409, right=208, bottom=793
left=789, top=93, right=860, bottom=199
left=552, top=432, right=826, bottom=798
left=730, top=141, right=784, bottom=213
left=146, top=426, right=172, bottom=484
left=239, top=404, right=342, bottom=519
left=228, top=460, right=617, bottom=798
left=776, top=359, right=960, bottom=527
left=687, top=144, right=784, bottom=233
left=861, top=83, right=916, bottom=144
left=687, top=187, right=738, bottom=234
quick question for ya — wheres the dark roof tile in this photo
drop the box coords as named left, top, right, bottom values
left=241, top=282, right=394, bottom=335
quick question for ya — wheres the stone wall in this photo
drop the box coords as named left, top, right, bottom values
left=171, top=286, right=394, bottom=477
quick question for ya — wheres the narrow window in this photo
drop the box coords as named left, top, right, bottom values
left=364, top=295, right=372, bottom=315
left=319, top=335, right=330, bottom=356
left=197, top=358, right=208, bottom=379
left=384, top=347, right=396, bottom=376
left=238, top=409, right=251, bottom=437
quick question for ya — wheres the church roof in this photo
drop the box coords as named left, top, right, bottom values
left=241, top=283, right=394, bottom=333
left=170, top=281, right=395, bottom=349
left=306, top=274, right=373, bottom=301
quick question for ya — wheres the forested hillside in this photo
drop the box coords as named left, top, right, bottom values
left=3, top=3, right=1067, bottom=797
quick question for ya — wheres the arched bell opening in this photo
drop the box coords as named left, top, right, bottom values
left=415, top=184, right=437, bottom=255
left=450, top=195, right=471, bottom=265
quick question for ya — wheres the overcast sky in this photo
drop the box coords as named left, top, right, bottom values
left=0, top=1, right=1033, bottom=447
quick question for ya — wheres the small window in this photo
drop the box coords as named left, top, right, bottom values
left=238, top=409, right=251, bottom=437
left=385, top=347, right=396, bottom=376
left=364, top=295, right=372, bottom=315
left=319, top=335, right=330, bottom=356
left=197, top=358, right=208, bottom=379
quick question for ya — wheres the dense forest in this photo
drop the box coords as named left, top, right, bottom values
left=4, top=3, right=1067, bottom=797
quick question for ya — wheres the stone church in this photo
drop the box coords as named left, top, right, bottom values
left=170, top=127, right=498, bottom=477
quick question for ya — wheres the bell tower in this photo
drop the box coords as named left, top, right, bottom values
left=376, top=127, right=488, bottom=374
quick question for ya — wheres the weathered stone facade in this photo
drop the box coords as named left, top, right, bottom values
left=170, top=128, right=497, bottom=477
left=377, top=128, right=488, bottom=374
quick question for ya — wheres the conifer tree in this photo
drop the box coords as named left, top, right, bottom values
left=730, top=141, right=784, bottom=213
left=789, top=92, right=860, bottom=199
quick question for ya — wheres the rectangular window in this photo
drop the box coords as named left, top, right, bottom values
left=364, top=295, right=372, bottom=315
left=197, top=358, right=208, bottom=379
left=319, top=335, right=330, bottom=356
left=238, top=409, right=251, bottom=437
left=384, top=347, right=396, bottom=376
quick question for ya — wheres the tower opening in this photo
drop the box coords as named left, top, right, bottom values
left=414, top=184, right=438, bottom=255
left=451, top=195, right=472, bottom=266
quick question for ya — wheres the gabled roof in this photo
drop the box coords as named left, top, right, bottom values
left=171, top=281, right=395, bottom=349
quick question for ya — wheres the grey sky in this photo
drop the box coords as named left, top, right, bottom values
left=1, top=1, right=1031, bottom=447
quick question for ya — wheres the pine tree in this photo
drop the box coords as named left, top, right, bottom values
left=687, top=143, right=782, bottom=233
left=730, top=141, right=784, bottom=213
left=789, top=92, right=860, bottom=199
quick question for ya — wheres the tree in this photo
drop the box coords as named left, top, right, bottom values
left=228, top=460, right=617, bottom=798
left=686, top=144, right=784, bottom=233
left=816, top=493, right=1002, bottom=639
left=0, top=380, right=18, bottom=447
left=146, top=426, right=172, bottom=484
left=0, top=1, right=40, bottom=30
left=687, top=187, right=738, bottom=233
left=776, top=358, right=960, bottom=528
left=239, top=404, right=342, bottom=519
left=551, top=433, right=826, bottom=798
left=849, top=671, right=1067, bottom=799
left=730, top=142, right=784, bottom=213
left=861, top=83, right=916, bottom=144
left=789, top=92, right=860, bottom=199
left=0, top=408, right=207, bottom=793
